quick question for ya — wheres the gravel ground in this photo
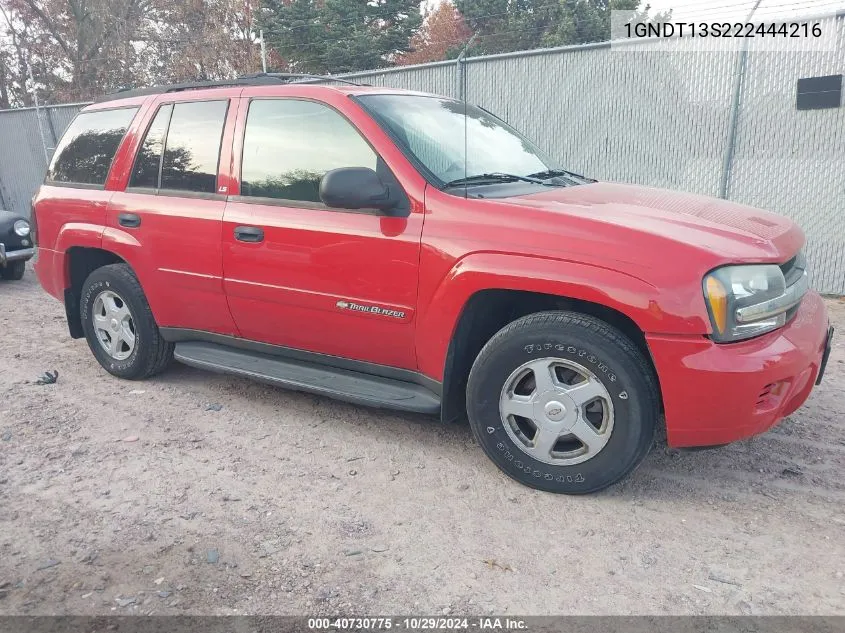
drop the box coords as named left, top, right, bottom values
left=1, top=265, right=844, bottom=616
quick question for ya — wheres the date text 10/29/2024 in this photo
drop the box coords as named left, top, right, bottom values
left=308, top=617, right=528, bottom=630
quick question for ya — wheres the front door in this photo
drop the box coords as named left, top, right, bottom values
left=222, top=97, right=423, bottom=370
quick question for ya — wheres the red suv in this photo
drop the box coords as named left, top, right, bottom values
left=33, top=74, right=833, bottom=494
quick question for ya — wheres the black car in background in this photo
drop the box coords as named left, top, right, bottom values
left=0, top=209, right=34, bottom=281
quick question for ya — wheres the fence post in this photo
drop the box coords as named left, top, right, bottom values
left=455, top=55, right=463, bottom=100
left=455, top=33, right=478, bottom=101
left=719, top=0, right=762, bottom=199
left=0, top=172, right=8, bottom=210
left=44, top=106, right=59, bottom=150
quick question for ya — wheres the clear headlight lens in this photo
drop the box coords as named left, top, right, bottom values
left=13, top=219, right=30, bottom=237
left=703, top=264, right=791, bottom=342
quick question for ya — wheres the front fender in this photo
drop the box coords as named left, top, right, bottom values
left=416, top=252, right=709, bottom=380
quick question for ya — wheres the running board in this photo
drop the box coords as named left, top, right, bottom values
left=173, top=341, right=441, bottom=414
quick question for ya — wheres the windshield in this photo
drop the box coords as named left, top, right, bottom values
left=356, top=94, right=559, bottom=187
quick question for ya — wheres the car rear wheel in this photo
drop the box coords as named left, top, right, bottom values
left=80, top=263, right=173, bottom=380
left=466, top=311, right=658, bottom=494
left=1, top=261, right=25, bottom=280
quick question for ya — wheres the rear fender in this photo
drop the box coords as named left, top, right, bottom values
left=53, top=223, right=106, bottom=289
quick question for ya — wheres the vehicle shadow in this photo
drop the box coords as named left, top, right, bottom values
left=154, top=360, right=845, bottom=505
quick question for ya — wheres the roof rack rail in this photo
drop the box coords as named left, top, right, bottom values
left=239, top=72, right=367, bottom=87
left=95, top=72, right=365, bottom=103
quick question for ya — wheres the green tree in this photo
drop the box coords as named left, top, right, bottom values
left=454, top=0, right=669, bottom=56
left=260, top=0, right=423, bottom=74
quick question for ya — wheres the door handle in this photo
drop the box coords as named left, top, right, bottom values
left=234, top=226, right=264, bottom=243
left=118, top=213, right=141, bottom=228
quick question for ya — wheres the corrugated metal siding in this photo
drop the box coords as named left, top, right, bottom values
left=1, top=16, right=843, bottom=292
left=0, top=103, right=85, bottom=219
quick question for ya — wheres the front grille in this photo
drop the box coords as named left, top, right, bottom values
left=784, top=302, right=801, bottom=323
left=780, top=251, right=806, bottom=287
left=781, top=251, right=808, bottom=324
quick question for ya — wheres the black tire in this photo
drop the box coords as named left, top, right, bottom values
left=80, top=263, right=174, bottom=380
left=466, top=311, right=658, bottom=494
left=1, top=260, right=25, bottom=280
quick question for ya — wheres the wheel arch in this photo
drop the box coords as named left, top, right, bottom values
left=439, top=288, right=664, bottom=424
left=63, top=246, right=128, bottom=338
left=425, top=254, right=672, bottom=425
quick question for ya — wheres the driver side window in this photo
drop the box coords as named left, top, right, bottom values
left=240, top=99, right=378, bottom=204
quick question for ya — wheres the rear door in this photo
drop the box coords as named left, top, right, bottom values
left=34, top=105, right=141, bottom=299
left=222, top=95, right=424, bottom=369
left=104, top=96, right=240, bottom=335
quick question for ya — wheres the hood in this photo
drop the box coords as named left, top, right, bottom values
left=505, top=182, right=803, bottom=262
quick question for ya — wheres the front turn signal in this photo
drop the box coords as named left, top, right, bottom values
left=705, top=275, right=728, bottom=335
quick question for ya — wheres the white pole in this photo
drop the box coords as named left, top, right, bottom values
left=26, top=60, right=50, bottom=165
left=260, top=29, right=267, bottom=73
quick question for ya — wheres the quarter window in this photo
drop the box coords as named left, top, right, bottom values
left=46, top=107, right=138, bottom=186
left=240, top=99, right=377, bottom=204
left=129, top=104, right=172, bottom=189
left=159, top=100, right=228, bottom=194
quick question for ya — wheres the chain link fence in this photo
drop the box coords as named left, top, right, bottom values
left=1, top=13, right=843, bottom=292
left=0, top=102, right=87, bottom=221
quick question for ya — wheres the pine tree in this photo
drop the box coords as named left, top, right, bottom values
left=454, top=0, right=667, bottom=56
left=261, top=0, right=423, bottom=74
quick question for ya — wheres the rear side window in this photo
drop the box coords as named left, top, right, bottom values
left=161, top=100, right=228, bottom=194
left=46, top=107, right=138, bottom=186
left=128, top=100, right=228, bottom=195
left=129, top=104, right=172, bottom=189
left=240, top=99, right=377, bottom=203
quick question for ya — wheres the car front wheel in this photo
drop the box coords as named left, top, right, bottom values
left=466, top=311, right=659, bottom=494
left=0, top=260, right=25, bottom=280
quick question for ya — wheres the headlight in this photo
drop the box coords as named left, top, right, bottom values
left=13, top=219, right=30, bottom=237
left=703, top=264, right=807, bottom=342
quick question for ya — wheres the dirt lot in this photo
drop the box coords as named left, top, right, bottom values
left=1, top=266, right=844, bottom=616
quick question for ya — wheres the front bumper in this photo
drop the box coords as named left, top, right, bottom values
left=647, top=290, right=831, bottom=447
left=0, top=243, right=35, bottom=266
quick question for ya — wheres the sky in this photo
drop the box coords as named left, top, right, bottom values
left=641, top=0, right=845, bottom=22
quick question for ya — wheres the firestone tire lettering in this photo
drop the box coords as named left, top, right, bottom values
left=466, top=310, right=659, bottom=494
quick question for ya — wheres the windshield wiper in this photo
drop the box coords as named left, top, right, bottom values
left=442, top=172, right=554, bottom=189
left=527, top=169, right=595, bottom=184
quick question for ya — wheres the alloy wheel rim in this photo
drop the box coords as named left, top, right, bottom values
left=498, top=357, right=614, bottom=466
left=92, top=289, right=136, bottom=361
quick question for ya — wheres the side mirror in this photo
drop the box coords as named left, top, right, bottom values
left=319, top=167, right=398, bottom=213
